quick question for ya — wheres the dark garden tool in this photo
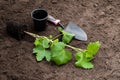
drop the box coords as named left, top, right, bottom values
left=6, top=21, right=40, bottom=40
left=47, top=15, right=87, bottom=41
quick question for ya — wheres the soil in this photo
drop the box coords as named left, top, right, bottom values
left=0, top=0, right=120, bottom=80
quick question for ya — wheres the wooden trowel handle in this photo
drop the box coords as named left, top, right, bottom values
left=47, top=15, right=60, bottom=25
left=47, top=15, right=64, bottom=29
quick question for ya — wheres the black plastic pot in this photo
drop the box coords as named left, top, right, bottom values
left=31, top=9, right=48, bottom=31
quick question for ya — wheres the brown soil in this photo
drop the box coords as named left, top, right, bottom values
left=0, top=0, right=120, bottom=80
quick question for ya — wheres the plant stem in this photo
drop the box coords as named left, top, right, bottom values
left=24, top=31, right=47, bottom=39
left=66, top=45, right=84, bottom=52
left=52, top=34, right=62, bottom=40
left=28, top=31, right=85, bottom=52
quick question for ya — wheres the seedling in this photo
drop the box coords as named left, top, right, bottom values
left=33, top=28, right=101, bottom=69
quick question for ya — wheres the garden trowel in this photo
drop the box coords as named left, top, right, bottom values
left=47, top=15, right=87, bottom=41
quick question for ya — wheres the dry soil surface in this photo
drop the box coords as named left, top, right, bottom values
left=0, top=0, right=120, bottom=80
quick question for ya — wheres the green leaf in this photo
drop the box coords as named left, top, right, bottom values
left=62, top=31, right=74, bottom=44
left=34, top=38, right=42, bottom=46
left=75, top=52, right=94, bottom=69
left=44, top=50, right=51, bottom=61
left=51, top=50, right=72, bottom=65
left=36, top=49, right=46, bottom=61
left=50, top=39, right=59, bottom=47
left=49, top=35, right=53, bottom=39
left=86, top=41, right=101, bottom=60
left=34, top=37, right=50, bottom=48
left=35, top=48, right=51, bottom=62
left=58, top=27, right=63, bottom=32
left=75, top=41, right=101, bottom=69
left=42, top=39, right=49, bottom=48
left=33, top=37, right=51, bottom=62
left=58, top=27, right=74, bottom=44
left=51, top=42, right=72, bottom=65
left=51, top=42, right=66, bottom=52
left=33, top=46, right=44, bottom=54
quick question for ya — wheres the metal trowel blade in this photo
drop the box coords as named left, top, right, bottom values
left=64, top=22, right=87, bottom=41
